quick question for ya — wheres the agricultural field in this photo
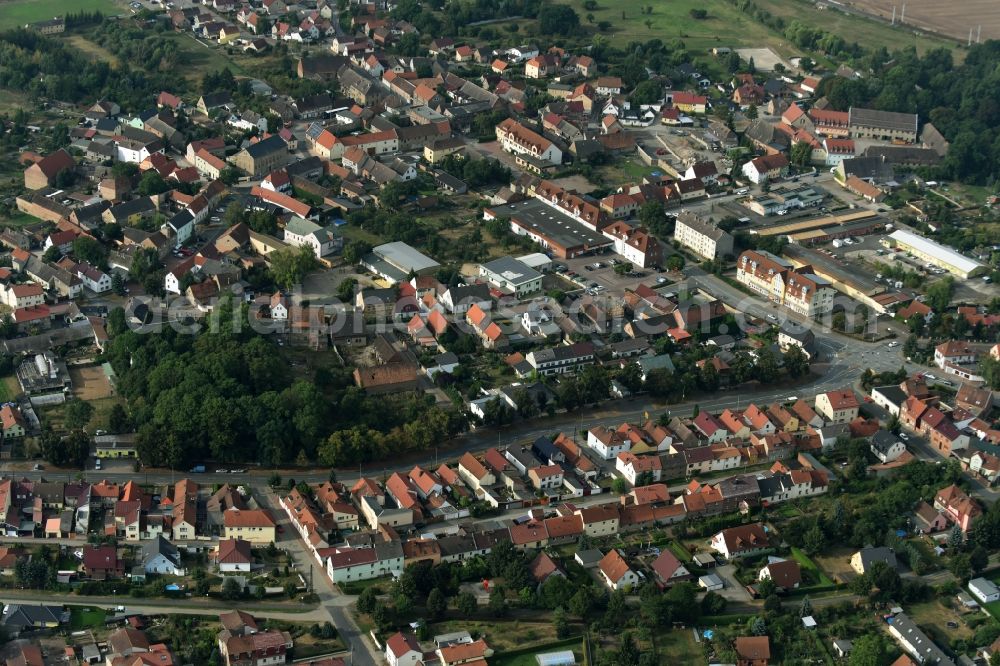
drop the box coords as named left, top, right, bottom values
left=0, top=0, right=123, bottom=30
left=845, top=0, right=1000, bottom=42
left=556, top=0, right=957, bottom=56
left=752, top=0, right=960, bottom=55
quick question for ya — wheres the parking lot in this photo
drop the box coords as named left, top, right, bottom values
left=555, top=252, right=672, bottom=297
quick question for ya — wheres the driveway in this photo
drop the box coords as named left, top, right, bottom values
left=713, top=564, right=753, bottom=603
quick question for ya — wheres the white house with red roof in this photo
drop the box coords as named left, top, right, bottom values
left=385, top=632, right=422, bottom=666
left=616, top=452, right=662, bottom=485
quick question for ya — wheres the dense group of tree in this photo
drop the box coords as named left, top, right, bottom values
left=0, top=26, right=181, bottom=111
left=436, top=154, right=511, bottom=188
left=102, top=301, right=466, bottom=468
left=392, top=0, right=542, bottom=37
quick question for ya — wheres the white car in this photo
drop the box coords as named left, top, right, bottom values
left=786, top=396, right=798, bottom=402
left=924, top=373, right=937, bottom=380
left=887, top=341, right=899, bottom=348
left=899, top=432, right=909, bottom=441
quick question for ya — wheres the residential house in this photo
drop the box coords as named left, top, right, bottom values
left=216, top=538, right=253, bottom=573
left=223, top=509, right=276, bottom=544
left=815, top=389, right=860, bottom=424
left=870, top=430, right=906, bottom=463
left=758, top=560, right=801, bottom=591
left=711, top=524, right=770, bottom=559
left=849, top=546, right=897, bottom=575
left=597, top=550, right=640, bottom=591
left=651, top=550, right=691, bottom=587
left=742, top=154, right=789, bottom=184
left=142, top=535, right=185, bottom=576
left=83, top=545, right=123, bottom=580
left=385, top=632, right=422, bottom=666
left=734, top=636, right=771, bottom=666
left=934, top=484, right=981, bottom=533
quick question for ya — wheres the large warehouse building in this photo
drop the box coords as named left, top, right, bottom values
left=885, top=229, right=987, bottom=279
left=362, top=241, right=440, bottom=283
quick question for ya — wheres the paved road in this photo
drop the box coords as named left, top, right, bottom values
left=0, top=591, right=329, bottom=622
left=257, top=488, right=378, bottom=666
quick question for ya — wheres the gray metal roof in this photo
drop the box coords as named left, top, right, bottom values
left=374, top=241, right=439, bottom=274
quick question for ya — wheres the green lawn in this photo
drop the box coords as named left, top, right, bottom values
left=0, top=0, right=123, bottom=30
left=0, top=376, right=15, bottom=403
left=668, top=541, right=693, bottom=563
left=69, top=606, right=108, bottom=630
left=339, top=224, right=385, bottom=246
left=558, top=0, right=779, bottom=53
left=655, top=629, right=702, bottom=661
left=0, top=211, right=43, bottom=229
left=790, top=547, right=835, bottom=586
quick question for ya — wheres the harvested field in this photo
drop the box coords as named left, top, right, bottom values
left=842, top=0, right=999, bottom=42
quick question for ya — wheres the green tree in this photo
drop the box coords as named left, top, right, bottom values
left=848, top=633, right=891, bottom=666
left=611, top=477, right=629, bottom=495
left=631, top=80, right=663, bottom=105
left=137, top=170, right=170, bottom=196
left=790, top=140, right=813, bottom=167
left=745, top=104, right=758, bottom=120
left=970, top=545, right=989, bottom=573
left=65, top=400, right=95, bottom=431
left=538, top=5, right=580, bottom=35
left=15, top=558, right=53, bottom=589
left=72, top=236, right=108, bottom=268
left=108, top=403, right=130, bottom=433
left=270, top=245, right=319, bottom=290
left=666, top=255, right=685, bottom=271
left=783, top=345, right=809, bottom=379
left=342, top=240, right=372, bottom=265
left=457, top=591, right=477, bottom=616
left=488, top=587, right=507, bottom=617
left=926, top=276, right=955, bottom=311
left=426, top=588, right=447, bottom=620
left=222, top=577, right=243, bottom=600
left=43, top=245, right=62, bottom=262
left=357, top=586, right=378, bottom=614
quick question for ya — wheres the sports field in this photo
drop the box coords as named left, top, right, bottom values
left=0, top=0, right=122, bottom=30
left=558, top=0, right=957, bottom=55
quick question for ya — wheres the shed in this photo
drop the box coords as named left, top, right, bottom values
left=574, top=549, right=604, bottom=569
left=698, top=573, right=724, bottom=591
left=693, top=552, right=717, bottom=567
left=832, top=639, right=852, bottom=658
left=969, top=577, right=1000, bottom=603
left=517, top=252, right=554, bottom=272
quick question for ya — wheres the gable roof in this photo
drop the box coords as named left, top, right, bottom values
left=598, top=550, right=633, bottom=584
